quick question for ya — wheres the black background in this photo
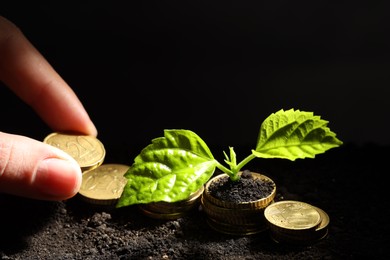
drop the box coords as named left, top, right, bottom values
left=1, top=2, right=390, bottom=259
left=1, top=1, right=390, bottom=162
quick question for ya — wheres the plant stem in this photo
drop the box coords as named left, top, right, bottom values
left=215, top=153, right=257, bottom=181
left=236, top=153, right=256, bottom=172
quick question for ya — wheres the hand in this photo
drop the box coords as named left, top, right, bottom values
left=0, top=16, right=97, bottom=201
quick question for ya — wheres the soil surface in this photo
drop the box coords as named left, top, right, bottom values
left=208, top=170, right=275, bottom=203
left=0, top=143, right=389, bottom=259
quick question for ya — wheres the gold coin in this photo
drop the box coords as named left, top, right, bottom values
left=141, top=186, right=204, bottom=213
left=139, top=186, right=204, bottom=219
left=78, top=164, right=130, bottom=205
left=269, top=217, right=329, bottom=245
left=206, top=216, right=268, bottom=236
left=138, top=206, right=190, bottom=220
left=44, top=132, right=105, bottom=172
left=312, top=205, right=330, bottom=240
left=264, top=200, right=321, bottom=233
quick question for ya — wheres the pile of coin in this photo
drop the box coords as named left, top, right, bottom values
left=264, top=200, right=329, bottom=245
left=44, top=132, right=129, bottom=206
left=138, top=186, right=204, bottom=220
left=44, top=132, right=331, bottom=243
left=44, top=132, right=204, bottom=217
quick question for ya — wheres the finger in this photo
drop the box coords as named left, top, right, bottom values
left=0, top=16, right=97, bottom=136
left=0, top=132, right=82, bottom=201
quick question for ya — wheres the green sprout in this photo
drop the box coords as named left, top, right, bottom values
left=116, top=109, right=343, bottom=208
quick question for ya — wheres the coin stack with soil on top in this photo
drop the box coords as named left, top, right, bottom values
left=264, top=200, right=330, bottom=245
left=44, top=132, right=129, bottom=206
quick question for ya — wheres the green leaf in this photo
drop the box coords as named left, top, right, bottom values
left=252, top=109, right=343, bottom=160
left=116, top=129, right=217, bottom=207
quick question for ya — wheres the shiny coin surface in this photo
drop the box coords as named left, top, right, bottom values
left=44, top=132, right=105, bottom=172
left=78, top=164, right=130, bottom=205
left=312, top=205, right=330, bottom=240
left=264, top=200, right=321, bottom=233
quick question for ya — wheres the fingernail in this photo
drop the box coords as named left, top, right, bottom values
left=35, top=158, right=82, bottom=199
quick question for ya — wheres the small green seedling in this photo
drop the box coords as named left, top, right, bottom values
left=116, top=108, right=343, bottom=208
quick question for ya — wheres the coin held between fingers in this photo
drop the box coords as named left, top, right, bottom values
left=43, top=132, right=105, bottom=172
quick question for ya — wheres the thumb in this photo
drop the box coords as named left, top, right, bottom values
left=0, top=132, right=82, bottom=201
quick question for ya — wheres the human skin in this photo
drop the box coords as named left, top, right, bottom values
left=0, top=16, right=97, bottom=201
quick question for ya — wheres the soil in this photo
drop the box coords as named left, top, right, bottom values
left=0, top=143, right=389, bottom=259
left=208, top=170, right=275, bottom=203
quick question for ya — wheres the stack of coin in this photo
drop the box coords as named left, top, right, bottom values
left=201, top=172, right=276, bottom=236
left=44, top=132, right=106, bottom=172
left=264, top=200, right=330, bottom=245
left=138, top=186, right=204, bottom=220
